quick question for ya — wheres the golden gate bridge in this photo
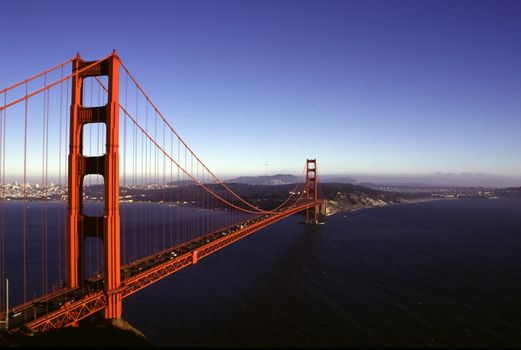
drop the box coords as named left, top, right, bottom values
left=0, top=51, right=323, bottom=333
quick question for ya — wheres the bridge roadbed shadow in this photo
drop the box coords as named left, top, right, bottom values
left=0, top=318, right=153, bottom=347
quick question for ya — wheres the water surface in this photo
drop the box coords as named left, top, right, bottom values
left=122, top=199, right=521, bottom=347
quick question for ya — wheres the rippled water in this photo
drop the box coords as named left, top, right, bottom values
left=122, top=198, right=521, bottom=347
left=2, top=199, right=520, bottom=346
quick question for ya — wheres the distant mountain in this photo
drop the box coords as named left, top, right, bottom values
left=320, top=176, right=359, bottom=184
left=494, top=187, right=521, bottom=198
left=358, top=182, right=437, bottom=188
left=225, top=174, right=299, bottom=186
left=348, top=173, right=521, bottom=188
left=166, top=180, right=194, bottom=186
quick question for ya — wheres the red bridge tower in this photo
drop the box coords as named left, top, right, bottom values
left=67, top=51, right=121, bottom=319
left=305, top=159, right=320, bottom=224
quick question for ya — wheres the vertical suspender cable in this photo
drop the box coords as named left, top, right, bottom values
left=41, top=75, right=47, bottom=298
left=162, top=116, right=166, bottom=251
left=41, top=79, right=45, bottom=298
left=197, top=162, right=200, bottom=237
left=177, top=139, right=180, bottom=246
left=0, top=93, right=4, bottom=312
left=45, top=75, right=50, bottom=296
left=153, top=108, right=158, bottom=253
left=23, top=82, right=28, bottom=317
left=155, top=111, right=159, bottom=252
left=170, top=131, right=173, bottom=248
left=185, top=142, right=188, bottom=245
left=132, top=98, right=137, bottom=258
left=64, top=77, right=69, bottom=287
left=122, top=73, right=128, bottom=266
left=3, top=93, right=5, bottom=288
left=190, top=150, right=193, bottom=241
left=96, top=80, right=101, bottom=277
left=45, top=74, right=50, bottom=296
left=138, top=88, right=144, bottom=258
left=144, top=100, right=148, bottom=255
left=133, top=86, right=137, bottom=261
left=58, top=67, right=64, bottom=290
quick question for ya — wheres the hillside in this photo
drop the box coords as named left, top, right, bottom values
left=1, top=318, right=152, bottom=347
left=105, top=182, right=428, bottom=215
left=225, top=174, right=299, bottom=185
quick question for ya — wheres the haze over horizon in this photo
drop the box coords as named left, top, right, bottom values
left=2, top=0, right=521, bottom=182
left=3, top=170, right=520, bottom=188
left=223, top=171, right=521, bottom=188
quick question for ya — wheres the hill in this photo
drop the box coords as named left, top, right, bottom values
left=0, top=318, right=152, bottom=347
left=225, top=174, right=299, bottom=186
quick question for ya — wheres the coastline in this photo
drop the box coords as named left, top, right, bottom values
left=323, top=196, right=457, bottom=217
left=1, top=318, right=153, bottom=347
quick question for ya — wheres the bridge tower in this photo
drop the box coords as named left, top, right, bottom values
left=67, top=51, right=121, bottom=319
left=305, top=159, right=320, bottom=224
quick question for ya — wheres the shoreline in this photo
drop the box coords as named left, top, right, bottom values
left=324, top=196, right=468, bottom=217
left=324, top=195, right=517, bottom=218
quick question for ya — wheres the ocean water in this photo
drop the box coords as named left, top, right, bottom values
left=2, top=199, right=521, bottom=346
left=121, top=199, right=521, bottom=347
left=0, top=201, right=251, bottom=306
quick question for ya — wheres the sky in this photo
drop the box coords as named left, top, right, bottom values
left=1, top=0, right=521, bottom=186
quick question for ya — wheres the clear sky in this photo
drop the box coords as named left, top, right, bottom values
left=2, top=0, right=521, bottom=185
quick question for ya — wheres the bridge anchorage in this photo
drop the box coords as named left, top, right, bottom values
left=0, top=51, right=324, bottom=334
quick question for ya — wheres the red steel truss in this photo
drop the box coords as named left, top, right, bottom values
left=0, top=52, right=324, bottom=334
left=67, top=51, right=122, bottom=319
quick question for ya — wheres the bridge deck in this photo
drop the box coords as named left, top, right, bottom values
left=4, top=201, right=321, bottom=333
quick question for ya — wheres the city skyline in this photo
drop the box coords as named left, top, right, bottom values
left=2, top=0, right=521, bottom=185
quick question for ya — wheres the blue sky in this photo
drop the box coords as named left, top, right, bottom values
left=1, top=0, right=521, bottom=185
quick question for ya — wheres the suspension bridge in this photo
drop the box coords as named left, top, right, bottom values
left=0, top=51, right=323, bottom=334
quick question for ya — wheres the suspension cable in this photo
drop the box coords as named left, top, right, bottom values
left=0, top=53, right=112, bottom=112
left=91, top=75, right=271, bottom=214
left=118, top=60, right=280, bottom=214
left=0, top=57, right=74, bottom=95
left=93, top=72, right=305, bottom=215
